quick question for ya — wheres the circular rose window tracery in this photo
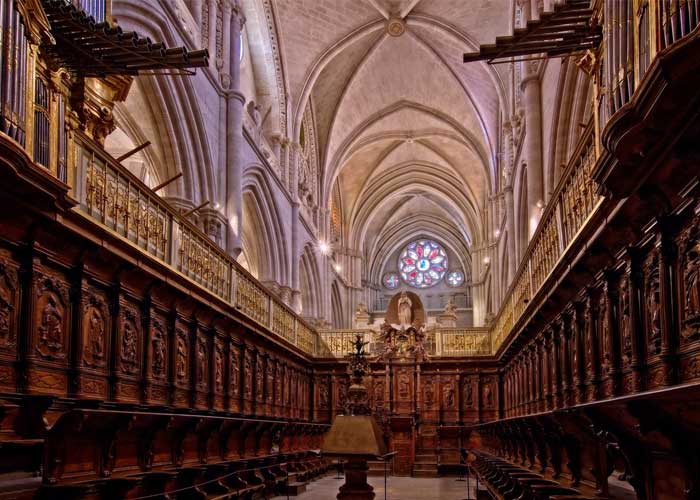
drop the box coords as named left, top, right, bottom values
left=398, top=239, right=448, bottom=288
left=383, top=273, right=400, bottom=289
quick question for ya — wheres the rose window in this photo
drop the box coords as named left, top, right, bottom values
left=398, top=239, right=448, bottom=288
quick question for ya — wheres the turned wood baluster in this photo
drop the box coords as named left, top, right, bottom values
left=573, top=301, right=587, bottom=404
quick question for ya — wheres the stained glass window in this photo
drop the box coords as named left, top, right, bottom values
left=446, top=270, right=465, bottom=287
left=383, top=273, right=400, bottom=289
left=398, top=239, right=448, bottom=288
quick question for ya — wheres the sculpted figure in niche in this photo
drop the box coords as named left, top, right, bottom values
left=196, top=340, right=206, bottom=386
left=398, top=292, right=412, bottom=326
left=619, top=282, right=632, bottom=362
left=121, top=315, right=137, bottom=370
left=444, top=383, right=455, bottom=408
left=86, top=307, right=105, bottom=362
left=444, top=296, right=457, bottom=315
left=176, top=335, right=187, bottom=380
left=484, top=384, right=494, bottom=408
left=152, top=331, right=166, bottom=377
left=424, top=379, right=434, bottom=407
left=683, top=239, right=700, bottom=341
left=231, top=352, right=240, bottom=394
left=398, top=373, right=410, bottom=399
left=244, top=354, right=252, bottom=397
left=0, top=291, right=11, bottom=343
left=39, top=295, right=63, bottom=350
left=319, top=381, right=329, bottom=409
left=215, top=348, right=223, bottom=388
left=464, top=379, right=474, bottom=407
left=647, top=281, right=662, bottom=354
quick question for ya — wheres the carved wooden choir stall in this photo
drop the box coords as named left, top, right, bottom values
left=0, top=0, right=699, bottom=499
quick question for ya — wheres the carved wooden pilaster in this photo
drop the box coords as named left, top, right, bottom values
left=585, top=287, right=602, bottom=402
left=572, top=301, right=587, bottom=404
left=561, top=310, right=574, bottom=407
left=551, top=320, right=563, bottom=408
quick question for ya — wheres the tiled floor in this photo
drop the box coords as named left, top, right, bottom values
left=271, top=475, right=476, bottom=500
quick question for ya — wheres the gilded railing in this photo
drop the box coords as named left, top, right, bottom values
left=272, top=300, right=296, bottom=344
left=71, top=134, right=318, bottom=356
left=318, top=330, right=369, bottom=358
left=234, top=267, right=269, bottom=325
left=491, top=124, right=601, bottom=352
left=317, top=328, right=491, bottom=358
left=439, top=328, right=491, bottom=356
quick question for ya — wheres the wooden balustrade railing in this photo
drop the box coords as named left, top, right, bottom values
left=491, top=123, right=601, bottom=352
left=72, top=132, right=319, bottom=356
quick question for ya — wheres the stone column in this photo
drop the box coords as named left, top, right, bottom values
left=290, top=202, right=301, bottom=312
left=504, top=185, right=517, bottom=281
left=191, top=0, right=203, bottom=28
left=521, top=64, right=544, bottom=238
left=207, top=0, right=217, bottom=68
left=224, top=1, right=245, bottom=257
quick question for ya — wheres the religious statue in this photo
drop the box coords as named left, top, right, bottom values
left=398, top=373, right=410, bottom=399
left=397, top=291, right=412, bottom=326
left=152, top=332, right=166, bottom=377
left=356, top=303, right=368, bottom=316
left=176, top=335, right=187, bottom=380
left=196, top=340, right=206, bottom=386
left=443, top=296, right=457, bottom=315
left=87, top=308, right=104, bottom=361
left=39, top=296, right=63, bottom=349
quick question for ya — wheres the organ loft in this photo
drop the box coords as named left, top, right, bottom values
left=0, top=0, right=698, bottom=499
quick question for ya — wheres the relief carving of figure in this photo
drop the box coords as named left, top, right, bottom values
left=151, top=329, right=166, bottom=378
left=424, top=379, right=434, bottom=407
left=121, top=313, right=138, bottom=371
left=397, top=292, right=412, bottom=326
left=319, top=380, right=329, bottom=409
left=244, top=354, right=252, bottom=398
left=196, top=339, right=206, bottom=387
left=484, top=384, right=494, bottom=408
left=256, top=360, right=264, bottom=400
left=85, top=306, right=105, bottom=364
left=444, top=383, right=455, bottom=408
left=464, top=379, right=474, bottom=407
left=0, top=265, right=15, bottom=346
left=38, top=295, right=63, bottom=355
left=230, top=351, right=240, bottom=394
left=619, top=281, right=632, bottom=363
left=214, top=347, right=223, bottom=389
left=266, top=362, right=274, bottom=400
left=176, top=334, right=187, bottom=380
left=398, top=373, right=410, bottom=399
left=683, top=238, right=700, bottom=342
left=647, top=269, right=662, bottom=354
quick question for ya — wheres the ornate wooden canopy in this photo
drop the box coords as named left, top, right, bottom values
left=41, top=0, right=209, bottom=76
left=463, top=0, right=602, bottom=64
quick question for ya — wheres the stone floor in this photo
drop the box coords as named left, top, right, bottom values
left=271, top=475, right=476, bottom=500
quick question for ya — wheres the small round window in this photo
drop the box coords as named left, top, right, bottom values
left=383, top=273, right=400, bottom=289
left=446, top=270, right=465, bottom=287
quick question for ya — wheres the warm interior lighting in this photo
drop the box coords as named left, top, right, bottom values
left=494, top=229, right=501, bottom=237
left=334, top=263, right=342, bottom=273
left=483, top=256, right=491, bottom=264
left=319, top=241, right=330, bottom=255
